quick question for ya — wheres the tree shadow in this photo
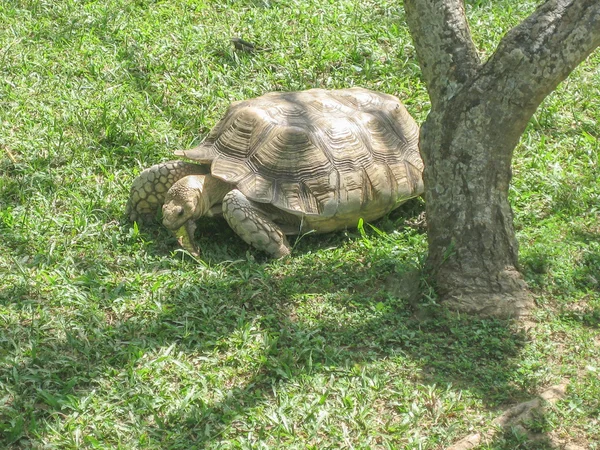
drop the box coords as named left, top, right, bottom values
left=553, top=227, right=600, bottom=328
left=1, top=233, right=536, bottom=447
left=560, top=304, right=600, bottom=329
left=520, top=223, right=600, bottom=295
left=570, top=229, right=600, bottom=291
left=152, top=274, right=532, bottom=446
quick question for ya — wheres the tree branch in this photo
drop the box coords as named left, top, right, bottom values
left=459, top=0, right=600, bottom=141
left=404, top=0, right=481, bottom=107
left=481, top=0, right=600, bottom=110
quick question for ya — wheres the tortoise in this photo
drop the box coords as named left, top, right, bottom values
left=126, top=87, right=423, bottom=258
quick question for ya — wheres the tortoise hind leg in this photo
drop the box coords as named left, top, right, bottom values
left=222, top=189, right=291, bottom=258
left=126, top=161, right=209, bottom=222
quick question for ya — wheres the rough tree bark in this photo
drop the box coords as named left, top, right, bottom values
left=403, top=0, right=600, bottom=318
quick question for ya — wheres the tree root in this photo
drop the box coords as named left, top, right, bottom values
left=447, top=381, right=581, bottom=450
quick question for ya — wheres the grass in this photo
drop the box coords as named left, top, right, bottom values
left=1, top=0, right=599, bottom=448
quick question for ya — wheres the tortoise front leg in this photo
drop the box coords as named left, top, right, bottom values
left=222, top=189, right=291, bottom=258
left=126, top=161, right=208, bottom=222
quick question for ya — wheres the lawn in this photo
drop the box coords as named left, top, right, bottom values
left=1, top=0, right=599, bottom=448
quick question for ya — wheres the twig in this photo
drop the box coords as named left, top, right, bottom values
left=3, top=146, right=17, bottom=163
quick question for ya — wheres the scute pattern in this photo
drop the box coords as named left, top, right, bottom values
left=176, top=87, right=422, bottom=223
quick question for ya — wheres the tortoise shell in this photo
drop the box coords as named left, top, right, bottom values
left=175, top=87, right=423, bottom=229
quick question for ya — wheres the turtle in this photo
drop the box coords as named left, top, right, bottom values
left=126, top=87, right=423, bottom=258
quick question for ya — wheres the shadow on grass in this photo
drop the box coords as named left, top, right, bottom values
left=3, top=200, right=579, bottom=448
left=0, top=234, right=538, bottom=448
left=3, top=195, right=594, bottom=447
left=571, top=229, right=600, bottom=294
left=150, top=275, right=532, bottom=447
left=521, top=223, right=600, bottom=293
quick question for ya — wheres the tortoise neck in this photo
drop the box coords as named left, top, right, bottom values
left=197, top=175, right=232, bottom=215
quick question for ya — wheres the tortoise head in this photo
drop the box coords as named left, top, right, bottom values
left=162, top=175, right=207, bottom=231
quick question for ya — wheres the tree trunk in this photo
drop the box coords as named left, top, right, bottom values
left=420, top=92, right=532, bottom=318
left=404, top=0, right=600, bottom=318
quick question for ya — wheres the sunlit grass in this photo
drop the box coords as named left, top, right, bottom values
left=1, top=0, right=599, bottom=448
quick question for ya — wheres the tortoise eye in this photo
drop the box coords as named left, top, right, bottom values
left=177, top=208, right=185, bottom=217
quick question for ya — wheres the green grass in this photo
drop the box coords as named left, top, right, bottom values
left=1, top=0, right=599, bottom=448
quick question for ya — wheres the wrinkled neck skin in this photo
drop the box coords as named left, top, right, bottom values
left=162, top=174, right=230, bottom=231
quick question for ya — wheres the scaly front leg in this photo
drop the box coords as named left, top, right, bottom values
left=222, top=189, right=291, bottom=258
